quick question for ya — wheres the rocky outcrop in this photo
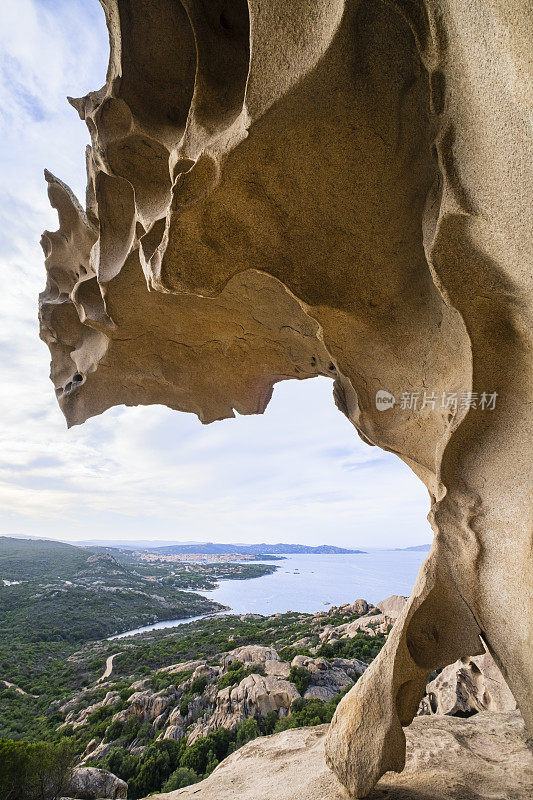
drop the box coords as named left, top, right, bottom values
left=375, top=595, right=407, bottom=619
left=65, top=767, right=127, bottom=799
left=292, top=655, right=360, bottom=701
left=320, top=613, right=392, bottom=641
left=221, top=645, right=281, bottom=667
left=126, top=689, right=174, bottom=722
left=419, top=652, right=517, bottom=717
left=145, top=712, right=533, bottom=800
left=65, top=691, right=120, bottom=730
left=40, top=1, right=532, bottom=796
left=187, top=674, right=299, bottom=742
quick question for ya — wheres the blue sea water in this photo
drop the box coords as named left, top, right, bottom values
left=202, top=550, right=427, bottom=614
left=111, top=549, right=428, bottom=639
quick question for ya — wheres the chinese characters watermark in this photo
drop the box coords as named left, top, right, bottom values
left=375, top=389, right=498, bottom=412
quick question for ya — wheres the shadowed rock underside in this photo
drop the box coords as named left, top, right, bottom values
left=40, top=0, right=532, bottom=796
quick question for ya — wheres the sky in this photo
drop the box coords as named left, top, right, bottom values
left=0, top=0, right=433, bottom=549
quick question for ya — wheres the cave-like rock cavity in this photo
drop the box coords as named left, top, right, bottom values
left=40, top=1, right=532, bottom=796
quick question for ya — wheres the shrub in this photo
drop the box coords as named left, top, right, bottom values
left=217, top=660, right=244, bottom=690
left=288, top=666, right=311, bottom=696
left=88, top=705, right=114, bottom=724
left=0, top=737, right=75, bottom=800
left=245, top=663, right=265, bottom=677
left=236, top=717, right=260, bottom=747
left=316, top=632, right=387, bottom=662
left=278, top=646, right=312, bottom=662
left=179, top=728, right=233, bottom=776
left=162, top=766, right=198, bottom=791
left=263, top=710, right=278, bottom=735
left=104, top=718, right=124, bottom=742
left=218, top=660, right=265, bottom=690
left=190, top=675, right=208, bottom=695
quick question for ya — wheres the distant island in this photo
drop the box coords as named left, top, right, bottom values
left=149, top=543, right=365, bottom=555
left=394, top=543, right=431, bottom=552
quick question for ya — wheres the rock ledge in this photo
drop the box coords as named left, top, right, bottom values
left=146, top=712, right=532, bottom=800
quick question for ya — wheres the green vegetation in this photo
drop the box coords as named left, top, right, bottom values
left=0, top=537, right=391, bottom=800
left=217, top=660, right=265, bottom=690
left=0, top=537, right=89, bottom=581
left=0, top=610, right=381, bottom=743
left=288, top=665, right=311, bottom=695
left=273, top=686, right=353, bottom=731
left=94, top=686, right=355, bottom=798
left=162, top=766, right=199, bottom=791
left=0, top=737, right=75, bottom=800
left=99, top=729, right=235, bottom=798
left=316, top=630, right=389, bottom=662
left=0, top=537, right=228, bottom=647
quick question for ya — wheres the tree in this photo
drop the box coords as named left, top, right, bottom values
left=0, top=739, right=27, bottom=800
left=263, top=710, right=278, bottom=735
left=288, top=666, right=311, bottom=695
left=162, top=767, right=198, bottom=791
left=236, top=718, right=260, bottom=747
left=0, top=738, right=75, bottom=800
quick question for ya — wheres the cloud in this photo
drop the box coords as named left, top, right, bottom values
left=0, top=0, right=433, bottom=548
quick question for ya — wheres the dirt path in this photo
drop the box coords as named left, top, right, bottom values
left=1, top=680, right=38, bottom=697
left=97, top=652, right=121, bottom=683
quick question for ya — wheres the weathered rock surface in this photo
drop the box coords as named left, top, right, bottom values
left=221, top=645, right=280, bottom=667
left=188, top=674, right=299, bottom=742
left=145, top=712, right=533, bottom=800
left=65, top=767, right=127, bottom=799
left=65, top=691, right=120, bottom=730
left=419, top=652, right=517, bottom=717
left=376, top=595, right=407, bottom=619
left=292, top=655, right=360, bottom=701
left=40, top=0, right=532, bottom=796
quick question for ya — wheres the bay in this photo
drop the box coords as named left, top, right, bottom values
left=202, top=550, right=428, bottom=614
left=111, top=549, right=428, bottom=639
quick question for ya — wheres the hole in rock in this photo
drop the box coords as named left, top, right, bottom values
left=77, top=379, right=432, bottom=616
left=118, top=0, right=197, bottom=131
left=219, top=10, right=231, bottom=31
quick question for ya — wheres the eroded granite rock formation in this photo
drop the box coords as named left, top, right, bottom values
left=40, top=0, right=532, bottom=796
left=145, top=712, right=533, bottom=800
left=418, top=652, right=518, bottom=717
left=65, top=766, right=127, bottom=800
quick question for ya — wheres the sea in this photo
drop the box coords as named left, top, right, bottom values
left=111, top=549, right=428, bottom=639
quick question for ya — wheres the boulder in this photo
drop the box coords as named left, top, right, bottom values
left=145, top=712, right=532, bottom=800
left=162, top=724, right=186, bottom=741
left=329, top=657, right=367, bottom=680
left=39, top=1, right=533, bottom=796
left=222, top=645, right=280, bottom=667
left=65, top=767, right=127, bottom=799
left=291, top=655, right=354, bottom=700
left=159, top=659, right=205, bottom=675
left=187, top=674, right=299, bottom=741
left=78, top=741, right=115, bottom=767
left=375, top=595, right=407, bottom=619
left=67, top=692, right=120, bottom=730
left=321, top=613, right=393, bottom=641
left=264, top=659, right=291, bottom=679
left=127, top=689, right=173, bottom=722
left=419, top=652, right=517, bottom=717
left=351, top=599, right=370, bottom=616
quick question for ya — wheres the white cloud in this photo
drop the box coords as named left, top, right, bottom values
left=0, top=0, right=433, bottom=548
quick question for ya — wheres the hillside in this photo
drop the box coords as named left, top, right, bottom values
left=0, top=537, right=231, bottom=645
left=0, top=536, right=90, bottom=581
left=394, top=543, right=431, bottom=552
left=0, top=598, right=392, bottom=798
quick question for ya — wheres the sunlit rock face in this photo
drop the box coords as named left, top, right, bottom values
left=40, top=0, right=532, bottom=796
